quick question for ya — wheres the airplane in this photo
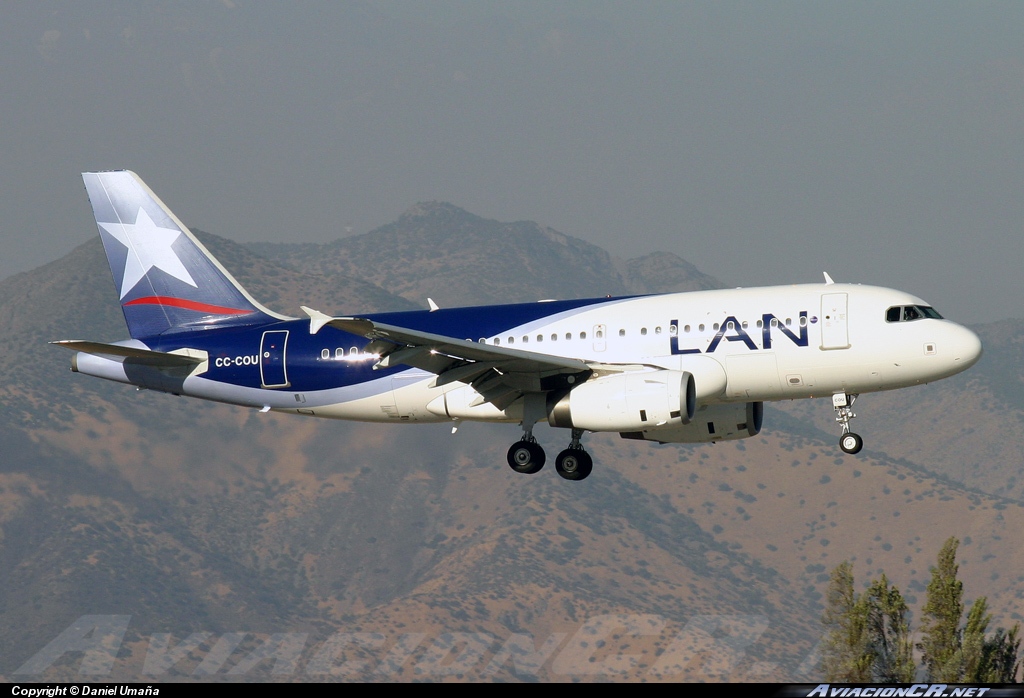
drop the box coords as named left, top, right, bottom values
left=53, top=171, right=983, bottom=481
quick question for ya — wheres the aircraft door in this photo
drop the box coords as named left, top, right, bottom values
left=593, top=324, right=607, bottom=352
left=260, top=330, right=290, bottom=388
left=820, top=293, right=851, bottom=350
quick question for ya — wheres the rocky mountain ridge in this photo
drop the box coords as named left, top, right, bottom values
left=1, top=204, right=1021, bottom=682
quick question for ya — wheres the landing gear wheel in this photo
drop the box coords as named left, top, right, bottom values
left=555, top=449, right=593, bottom=481
left=507, top=440, right=545, bottom=474
left=839, top=433, right=863, bottom=455
left=833, top=393, right=864, bottom=456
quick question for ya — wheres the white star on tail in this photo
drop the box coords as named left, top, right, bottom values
left=99, top=207, right=198, bottom=299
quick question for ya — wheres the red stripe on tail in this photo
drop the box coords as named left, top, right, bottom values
left=123, top=296, right=254, bottom=315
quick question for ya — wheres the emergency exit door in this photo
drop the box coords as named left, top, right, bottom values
left=260, top=330, right=290, bottom=388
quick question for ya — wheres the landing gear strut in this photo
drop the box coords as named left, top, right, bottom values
left=507, top=429, right=545, bottom=474
left=555, top=428, right=593, bottom=481
left=833, top=392, right=864, bottom=455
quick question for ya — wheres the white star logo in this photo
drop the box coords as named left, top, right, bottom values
left=99, top=207, right=198, bottom=299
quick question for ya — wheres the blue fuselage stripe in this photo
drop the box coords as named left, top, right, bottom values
left=143, top=296, right=633, bottom=393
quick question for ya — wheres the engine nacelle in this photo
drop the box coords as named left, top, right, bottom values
left=547, top=370, right=696, bottom=432
left=620, top=402, right=763, bottom=444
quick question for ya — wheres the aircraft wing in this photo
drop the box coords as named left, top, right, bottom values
left=307, top=309, right=592, bottom=409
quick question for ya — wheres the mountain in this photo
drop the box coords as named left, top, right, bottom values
left=247, top=202, right=723, bottom=307
left=1, top=206, right=1022, bottom=682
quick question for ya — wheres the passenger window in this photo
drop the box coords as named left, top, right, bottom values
left=536, top=334, right=543, bottom=342
left=785, top=318, right=792, bottom=326
left=713, top=323, right=720, bottom=331
left=798, top=316, right=806, bottom=327
left=321, top=349, right=329, bottom=359
left=596, top=329, right=603, bottom=338
left=641, top=328, right=648, bottom=336
left=619, top=329, right=626, bottom=337
left=565, top=333, right=572, bottom=340
left=581, top=331, right=587, bottom=340
left=699, top=324, right=705, bottom=332
left=508, top=337, right=515, bottom=345
left=551, top=334, right=557, bottom=341
left=669, top=324, right=677, bottom=335
left=494, top=338, right=500, bottom=345
left=522, top=336, right=529, bottom=343
left=726, top=321, right=734, bottom=330
left=655, top=327, right=662, bottom=334
left=684, top=325, right=691, bottom=332
left=335, top=348, right=344, bottom=359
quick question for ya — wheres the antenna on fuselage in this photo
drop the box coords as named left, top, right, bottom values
left=823, top=272, right=835, bottom=285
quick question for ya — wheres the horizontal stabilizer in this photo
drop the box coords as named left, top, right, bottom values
left=50, top=340, right=205, bottom=367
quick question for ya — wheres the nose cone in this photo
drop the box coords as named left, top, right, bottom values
left=949, top=324, right=983, bottom=372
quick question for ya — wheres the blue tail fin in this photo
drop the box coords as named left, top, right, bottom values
left=82, top=171, right=284, bottom=338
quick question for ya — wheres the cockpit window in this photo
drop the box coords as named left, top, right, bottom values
left=885, top=305, right=944, bottom=323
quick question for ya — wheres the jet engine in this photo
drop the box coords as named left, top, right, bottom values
left=620, top=401, right=763, bottom=444
left=547, top=369, right=696, bottom=432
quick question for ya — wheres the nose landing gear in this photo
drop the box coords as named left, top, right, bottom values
left=833, top=392, right=863, bottom=454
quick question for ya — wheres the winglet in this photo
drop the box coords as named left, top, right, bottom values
left=823, top=272, right=835, bottom=285
left=428, top=298, right=440, bottom=312
left=302, top=306, right=334, bottom=334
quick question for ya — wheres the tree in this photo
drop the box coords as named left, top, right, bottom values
left=961, top=595, right=990, bottom=681
left=981, top=624, right=1022, bottom=683
left=821, top=564, right=913, bottom=682
left=821, top=561, right=872, bottom=681
left=863, top=574, right=915, bottom=682
left=824, top=541, right=1021, bottom=683
left=958, top=596, right=1022, bottom=682
left=919, top=537, right=964, bottom=681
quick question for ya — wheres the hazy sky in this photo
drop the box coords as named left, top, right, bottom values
left=3, top=1, right=1022, bottom=322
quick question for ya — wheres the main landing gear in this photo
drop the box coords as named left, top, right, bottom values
left=555, top=429, right=593, bottom=481
left=506, top=427, right=593, bottom=480
left=507, top=432, right=545, bottom=474
left=833, top=392, right=864, bottom=455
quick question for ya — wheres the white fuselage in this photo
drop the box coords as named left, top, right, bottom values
left=270, top=282, right=981, bottom=424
